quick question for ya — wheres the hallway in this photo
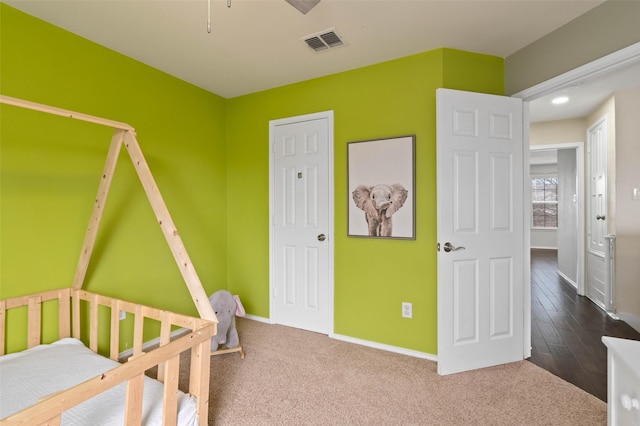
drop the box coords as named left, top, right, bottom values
left=529, top=248, right=640, bottom=402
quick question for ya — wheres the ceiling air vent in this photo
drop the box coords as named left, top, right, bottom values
left=302, top=28, right=344, bottom=53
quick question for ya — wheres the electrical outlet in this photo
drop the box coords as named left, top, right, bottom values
left=402, top=302, right=412, bottom=319
left=119, top=310, right=126, bottom=321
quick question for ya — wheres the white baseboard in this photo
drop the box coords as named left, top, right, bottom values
left=557, top=270, right=577, bottom=289
left=530, top=246, right=558, bottom=250
left=239, top=316, right=437, bottom=361
left=241, top=314, right=271, bottom=324
left=331, top=333, right=437, bottom=361
left=618, top=312, right=640, bottom=334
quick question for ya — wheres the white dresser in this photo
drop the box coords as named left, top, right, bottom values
left=603, top=336, right=640, bottom=426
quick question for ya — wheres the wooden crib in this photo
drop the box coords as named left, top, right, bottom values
left=0, top=95, right=219, bottom=425
left=0, top=288, right=215, bottom=425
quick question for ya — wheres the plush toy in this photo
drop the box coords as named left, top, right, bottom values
left=208, top=290, right=245, bottom=350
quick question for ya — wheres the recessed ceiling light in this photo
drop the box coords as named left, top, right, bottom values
left=552, top=96, right=569, bottom=105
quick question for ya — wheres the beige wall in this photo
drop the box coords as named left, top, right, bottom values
left=505, top=1, right=640, bottom=95
left=613, top=87, right=640, bottom=330
left=530, top=118, right=586, bottom=146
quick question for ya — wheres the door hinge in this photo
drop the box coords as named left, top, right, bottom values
left=437, top=242, right=440, bottom=252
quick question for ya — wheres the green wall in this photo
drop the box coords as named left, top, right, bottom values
left=1, top=4, right=504, bottom=355
left=226, top=49, right=503, bottom=354
left=0, top=4, right=228, bottom=338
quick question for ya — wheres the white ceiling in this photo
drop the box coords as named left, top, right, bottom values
left=7, top=0, right=638, bottom=123
left=6, top=0, right=606, bottom=100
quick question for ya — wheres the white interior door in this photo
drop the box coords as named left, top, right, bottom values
left=586, top=116, right=608, bottom=310
left=270, top=111, right=333, bottom=334
left=437, top=88, right=525, bottom=375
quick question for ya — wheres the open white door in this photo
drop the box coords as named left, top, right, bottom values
left=436, top=89, right=525, bottom=375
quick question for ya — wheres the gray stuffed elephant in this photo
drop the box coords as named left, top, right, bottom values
left=352, top=183, right=408, bottom=237
left=209, top=290, right=245, bottom=350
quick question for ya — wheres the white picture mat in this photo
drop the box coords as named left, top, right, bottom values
left=348, top=136, right=415, bottom=238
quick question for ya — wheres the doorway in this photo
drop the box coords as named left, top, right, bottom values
left=529, top=143, right=585, bottom=295
left=268, top=111, right=335, bottom=335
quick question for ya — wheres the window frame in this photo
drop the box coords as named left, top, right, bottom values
left=531, top=175, right=558, bottom=230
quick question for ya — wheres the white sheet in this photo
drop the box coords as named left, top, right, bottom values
left=0, top=338, right=198, bottom=425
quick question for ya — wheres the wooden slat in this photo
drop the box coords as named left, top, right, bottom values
left=212, top=345, right=245, bottom=358
left=110, top=299, right=121, bottom=361
left=58, top=289, right=71, bottom=339
left=72, top=129, right=126, bottom=289
left=189, top=340, right=212, bottom=426
left=72, top=291, right=81, bottom=339
left=124, top=374, right=145, bottom=425
left=89, top=293, right=99, bottom=353
left=39, top=415, right=61, bottom=426
left=3, top=288, right=67, bottom=310
left=157, top=310, right=173, bottom=383
left=27, top=296, right=42, bottom=349
left=0, top=95, right=134, bottom=131
left=133, top=304, right=144, bottom=356
left=0, top=300, right=6, bottom=356
left=122, top=131, right=217, bottom=322
left=162, top=355, right=180, bottom=425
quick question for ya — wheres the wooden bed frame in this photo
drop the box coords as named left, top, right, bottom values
left=0, top=95, right=219, bottom=425
left=0, top=288, right=215, bottom=425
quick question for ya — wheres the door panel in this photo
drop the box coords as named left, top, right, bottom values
left=587, top=252, right=606, bottom=309
left=437, top=89, right=524, bottom=375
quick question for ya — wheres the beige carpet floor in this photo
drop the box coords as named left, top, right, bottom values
left=180, top=318, right=606, bottom=425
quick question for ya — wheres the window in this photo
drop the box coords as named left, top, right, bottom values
left=532, top=177, right=558, bottom=228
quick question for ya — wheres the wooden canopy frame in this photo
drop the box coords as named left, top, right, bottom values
left=0, top=95, right=216, bottom=322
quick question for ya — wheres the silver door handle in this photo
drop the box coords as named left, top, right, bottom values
left=443, top=242, right=465, bottom=252
left=317, top=234, right=326, bottom=242
left=596, top=215, right=606, bottom=220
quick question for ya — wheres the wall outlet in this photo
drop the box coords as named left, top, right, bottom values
left=119, top=310, right=126, bottom=321
left=402, top=302, right=412, bottom=319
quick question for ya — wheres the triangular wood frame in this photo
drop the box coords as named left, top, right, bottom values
left=0, top=95, right=217, bottom=322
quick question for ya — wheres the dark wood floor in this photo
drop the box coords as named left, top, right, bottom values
left=529, top=248, right=640, bottom=402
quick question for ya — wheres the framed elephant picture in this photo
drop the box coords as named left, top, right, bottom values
left=348, top=135, right=415, bottom=239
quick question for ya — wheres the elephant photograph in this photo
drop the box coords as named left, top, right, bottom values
left=348, top=135, right=415, bottom=239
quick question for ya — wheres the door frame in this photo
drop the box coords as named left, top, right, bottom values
left=513, top=41, right=640, bottom=357
left=268, top=110, right=335, bottom=335
left=529, top=143, right=585, bottom=295
left=586, top=114, right=610, bottom=311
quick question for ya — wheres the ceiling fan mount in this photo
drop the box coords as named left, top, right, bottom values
left=285, top=0, right=321, bottom=15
